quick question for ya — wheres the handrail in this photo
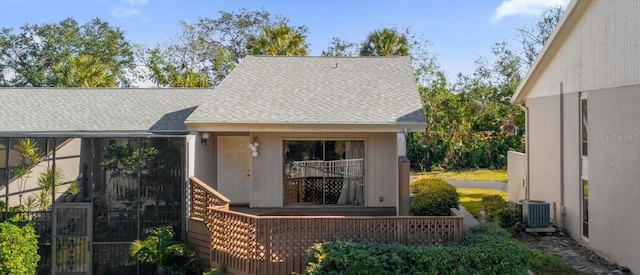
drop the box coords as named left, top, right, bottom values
left=189, top=176, right=230, bottom=219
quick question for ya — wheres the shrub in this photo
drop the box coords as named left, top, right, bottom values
left=410, top=179, right=459, bottom=216
left=306, top=226, right=529, bottom=275
left=129, top=226, right=196, bottom=275
left=481, top=194, right=507, bottom=221
left=0, top=222, right=40, bottom=275
left=496, top=207, right=521, bottom=233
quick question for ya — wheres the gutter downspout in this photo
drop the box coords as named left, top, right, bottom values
left=559, top=82, right=565, bottom=227
left=519, top=104, right=531, bottom=200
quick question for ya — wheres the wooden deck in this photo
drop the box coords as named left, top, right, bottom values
left=187, top=176, right=464, bottom=275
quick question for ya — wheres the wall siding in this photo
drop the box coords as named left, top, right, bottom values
left=250, top=132, right=397, bottom=208
left=527, top=0, right=640, bottom=100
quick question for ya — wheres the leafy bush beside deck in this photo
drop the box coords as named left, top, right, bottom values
left=306, top=225, right=529, bottom=275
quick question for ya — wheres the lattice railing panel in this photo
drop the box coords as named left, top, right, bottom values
left=189, top=177, right=229, bottom=219
left=203, top=208, right=463, bottom=275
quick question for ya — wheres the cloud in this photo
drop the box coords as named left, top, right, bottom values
left=120, top=0, right=148, bottom=5
left=112, top=6, right=141, bottom=18
left=109, top=0, right=149, bottom=21
left=492, top=0, right=569, bottom=22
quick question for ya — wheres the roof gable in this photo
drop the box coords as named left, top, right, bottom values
left=185, top=56, right=426, bottom=130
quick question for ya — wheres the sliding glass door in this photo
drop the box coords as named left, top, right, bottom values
left=283, top=140, right=364, bottom=206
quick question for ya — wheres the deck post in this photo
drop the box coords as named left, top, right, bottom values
left=398, top=156, right=411, bottom=216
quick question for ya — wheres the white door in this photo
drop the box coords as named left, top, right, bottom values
left=217, top=136, right=251, bottom=203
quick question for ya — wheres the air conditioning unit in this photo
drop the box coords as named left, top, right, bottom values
left=520, top=200, right=550, bottom=228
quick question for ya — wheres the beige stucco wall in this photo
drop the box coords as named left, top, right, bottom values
left=506, top=151, right=526, bottom=202
left=588, top=85, right=640, bottom=271
left=250, top=132, right=397, bottom=208
left=526, top=95, right=562, bottom=224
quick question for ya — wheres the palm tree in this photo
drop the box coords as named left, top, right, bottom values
left=52, top=54, right=118, bottom=87
left=360, top=28, right=410, bottom=57
left=247, top=25, right=309, bottom=56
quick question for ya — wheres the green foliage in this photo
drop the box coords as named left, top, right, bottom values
left=529, top=250, right=582, bottom=275
left=495, top=207, right=521, bottom=233
left=482, top=194, right=508, bottom=222
left=129, top=226, right=196, bottom=275
left=306, top=225, right=529, bottom=275
left=247, top=25, right=309, bottom=56
left=0, top=222, right=40, bottom=275
left=0, top=17, right=133, bottom=87
left=52, top=54, right=117, bottom=87
left=12, top=138, right=45, bottom=205
left=410, top=179, right=459, bottom=216
left=360, top=27, right=409, bottom=57
left=321, top=37, right=358, bottom=57
left=202, top=267, right=226, bottom=275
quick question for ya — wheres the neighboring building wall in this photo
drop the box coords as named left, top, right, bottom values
left=589, top=85, right=640, bottom=272
left=517, top=1, right=640, bottom=271
left=527, top=0, right=640, bottom=100
left=526, top=95, right=562, bottom=224
left=506, top=151, right=526, bottom=202
left=251, top=132, right=397, bottom=208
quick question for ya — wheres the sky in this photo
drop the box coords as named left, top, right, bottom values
left=0, top=0, right=569, bottom=78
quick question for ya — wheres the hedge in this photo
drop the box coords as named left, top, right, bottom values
left=0, top=221, right=40, bottom=275
left=410, top=178, right=459, bottom=216
left=306, top=225, right=530, bottom=275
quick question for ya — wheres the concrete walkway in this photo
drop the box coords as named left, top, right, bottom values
left=446, top=180, right=506, bottom=191
left=457, top=205, right=480, bottom=228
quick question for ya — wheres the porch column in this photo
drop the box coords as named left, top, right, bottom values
left=397, top=133, right=410, bottom=216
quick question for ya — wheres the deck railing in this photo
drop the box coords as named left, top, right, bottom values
left=189, top=177, right=230, bottom=220
left=187, top=176, right=464, bottom=275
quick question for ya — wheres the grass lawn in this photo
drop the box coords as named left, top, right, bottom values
left=413, top=169, right=507, bottom=182
left=457, top=188, right=507, bottom=218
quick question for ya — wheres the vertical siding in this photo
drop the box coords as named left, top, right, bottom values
left=528, top=0, right=640, bottom=100
left=251, top=132, right=397, bottom=208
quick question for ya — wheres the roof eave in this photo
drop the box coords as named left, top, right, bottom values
left=186, top=122, right=427, bottom=133
left=511, top=0, right=592, bottom=105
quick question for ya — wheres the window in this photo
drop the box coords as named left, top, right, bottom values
left=283, top=140, right=364, bottom=205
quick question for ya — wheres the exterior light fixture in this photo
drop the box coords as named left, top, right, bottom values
left=249, top=141, right=259, bottom=157
left=201, top=132, right=210, bottom=145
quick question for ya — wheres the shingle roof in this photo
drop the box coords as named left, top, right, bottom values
left=0, top=88, right=213, bottom=135
left=185, top=56, right=425, bottom=126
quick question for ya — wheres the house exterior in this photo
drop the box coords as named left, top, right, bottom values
left=186, top=56, right=425, bottom=210
left=508, top=1, right=640, bottom=272
left=0, top=56, right=426, bottom=274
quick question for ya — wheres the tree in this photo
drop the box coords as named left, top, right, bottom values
left=141, top=9, right=307, bottom=87
left=0, top=17, right=133, bottom=87
left=322, top=37, right=358, bottom=57
left=247, top=25, right=309, bottom=56
left=146, top=48, right=211, bottom=88
left=52, top=54, right=117, bottom=87
left=517, top=5, right=564, bottom=68
left=360, top=28, right=409, bottom=57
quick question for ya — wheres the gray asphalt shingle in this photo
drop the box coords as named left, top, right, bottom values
left=0, top=88, right=213, bottom=134
left=185, top=56, right=426, bottom=125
